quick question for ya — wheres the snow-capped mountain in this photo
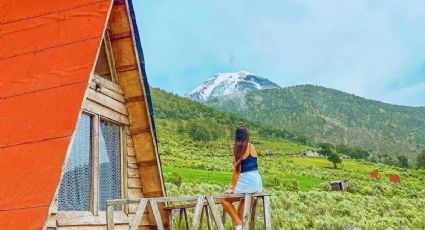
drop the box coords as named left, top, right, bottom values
left=186, top=71, right=281, bottom=101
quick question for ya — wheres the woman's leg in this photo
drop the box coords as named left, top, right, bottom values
left=220, top=198, right=242, bottom=226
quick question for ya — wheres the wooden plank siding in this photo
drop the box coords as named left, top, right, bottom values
left=47, top=76, right=153, bottom=229
left=108, top=0, right=168, bottom=228
left=46, top=0, right=167, bottom=228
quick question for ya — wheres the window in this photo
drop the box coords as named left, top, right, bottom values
left=58, top=114, right=124, bottom=212
left=58, top=114, right=92, bottom=211
left=94, top=33, right=117, bottom=82
left=99, top=120, right=122, bottom=211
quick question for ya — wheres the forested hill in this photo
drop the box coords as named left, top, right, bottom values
left=205, top=84, right=425, bottom=160
left=151, top=88, right=306, bottom=143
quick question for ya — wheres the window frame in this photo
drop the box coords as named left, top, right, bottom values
left=57, top=111, right=127, bottom=216
left=94, top=30, right=118, bottom=83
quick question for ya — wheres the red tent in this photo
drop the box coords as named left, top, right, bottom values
left=369, top=170, right=380, bottom=179
left=389, top=175, right=400, bottom=184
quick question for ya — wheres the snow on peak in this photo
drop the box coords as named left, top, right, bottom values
left=186, top=71, right=280, bottom=101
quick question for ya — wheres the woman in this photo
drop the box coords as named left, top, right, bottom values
left=220, top=126, right=263, bottom=230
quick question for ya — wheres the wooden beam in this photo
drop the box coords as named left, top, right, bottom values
left=83, top=100, right=130, bottom=125
left=242, top=194, right=251, bottom=230
left=137, top=159, right=158, bottom=167
left=143, top=191, right=164, bottom=198
left=108, top=1, right=168, bottom=227
left=104, top=30, right=119, bottom=83
left=92, top=115, right=100, bottom=216
left=125, top=95, right=145, bottom=103
left=116, top=63, right=138, bottom=73
left=110, top=31, right=132, bottom=41
left=88, top=89, right=128, bottom=116
left=263, top=196, right=272, bottom=230
left=191, top=197, right=205, bottom=230
left=89, top=81, right=125, bottom=103
left=249, top=198, right=258, bottom=230
left=107, top=206, right=115, bottom=230
left=206, top=196, right=225, bottom=230
left=129, top=127, right=150, bottom=135
left=93, top=74, right=124, bottom=95
left=130, top=199, right=148, bottom=230
left=150, top=199, right=164, bottom=230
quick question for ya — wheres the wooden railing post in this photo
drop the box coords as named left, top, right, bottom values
left=191, top=196, right=205, bottom=230
left=206, top=196, right=225, bottom=230
left=106, top=203, right=114, bottom=230
left=263, top=196, right=272, bottom=230
left=242, top=194, right=252, bottom=230
left=106, top=192, right=271, bottom=230
left=150, top=199, right=165, bottom=230
left=249, top=198, right=258, bottom=230
left=130, top=198, right=148, bottom=230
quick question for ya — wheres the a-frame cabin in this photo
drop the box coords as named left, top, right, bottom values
left=0, top=0, right=168, bottom=229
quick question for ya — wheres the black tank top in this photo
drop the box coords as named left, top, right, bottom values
left=240, top=145, right=258, bottom=173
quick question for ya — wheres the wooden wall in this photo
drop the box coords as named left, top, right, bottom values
left=47, top=76, right=154, bottom=229
left=108, top=0, right=168, bottom=227
left=46, top=0, right=167, bottom=228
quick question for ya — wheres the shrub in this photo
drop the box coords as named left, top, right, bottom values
left=417, top=150, right=425, bottom=169
left=167, top=172, right=182, bottom=186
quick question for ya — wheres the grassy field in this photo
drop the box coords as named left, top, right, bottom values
left=151, top=89, right=425, bottom=229
left=157, top=119, right=425, bottom=229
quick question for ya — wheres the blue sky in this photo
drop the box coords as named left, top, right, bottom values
left=133, top=0, right=425, bottom=107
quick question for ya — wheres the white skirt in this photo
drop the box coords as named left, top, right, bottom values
left=234, top=170, right=263, bottom=194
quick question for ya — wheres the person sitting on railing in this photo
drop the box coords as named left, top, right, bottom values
left=220, top=125, right=263, bottom=230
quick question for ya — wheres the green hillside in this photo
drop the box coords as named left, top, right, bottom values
left=205, top=85, right=425, bottom=161
left=151, top=88, right=311, bottom=163
left=151, top=87, right=425, bottom=229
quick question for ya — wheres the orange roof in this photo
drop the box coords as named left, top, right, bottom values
left=0, top=0, right=111, bottom=228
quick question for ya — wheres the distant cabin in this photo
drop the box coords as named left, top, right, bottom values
left=0, top=0, right=167, bottom=229
left=297, top=151, right=320, bottom=158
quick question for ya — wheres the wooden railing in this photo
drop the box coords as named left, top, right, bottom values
left=106, top=192, right=271, bottom=230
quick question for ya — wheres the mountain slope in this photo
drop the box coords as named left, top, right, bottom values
left=150, top=87, right=310, bottom=157
left=205, top=85, right=425, bottom=159
left=186, top=71, right=280, bottom=101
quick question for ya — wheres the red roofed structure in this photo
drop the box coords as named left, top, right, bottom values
left=0, top=0, right=167, bottom=229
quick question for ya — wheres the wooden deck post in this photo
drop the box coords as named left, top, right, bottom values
left=183, top=208, right=190, bottom=230
left=263, top=196, right=272, bottom=230
left=206, top=196, right=225, bottom=230
left=150, top=199, right=165, bottom=230
left=191, top=196, right=205, bottom=230
left=242, top=194, right=251, bottom=230
left=249, top=198, right=258, bottom=230
left=106, top=204, right=115, bottom=230
left=105, top=192, right=271, bottom=229
left=204, top=206, right=213, bottom=230
left=130, top=198, right=148, bottom=230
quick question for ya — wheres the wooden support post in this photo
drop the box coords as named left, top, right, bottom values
left=191, top=196, right=204, bottom=230
left=183, top=208, right=190, bottom=230
left=200, top=206, right=204, bottom=230
left=178, top=209, right=183, bottom=230
left=204, top=206, right=213, bottom=230
left=91, top=115, right=100, bottom=215
left=106, top=204, right=115, bottom=230
left=130, top=198, right=148, bottom=230
left=242, top=194, right=251, bottom=230
left=249, top=198, right=258, bottom=230
left=150, top=199, right=164, bottom=230
left=206, top=196, right=225, bottom=230
left=263, top=196, right=272, bottom=230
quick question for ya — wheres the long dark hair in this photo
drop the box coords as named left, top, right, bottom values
left=233, top=125, right=249, bottom=172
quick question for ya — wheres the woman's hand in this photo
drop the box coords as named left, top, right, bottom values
left=223, top=187, right=234, bottom=195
